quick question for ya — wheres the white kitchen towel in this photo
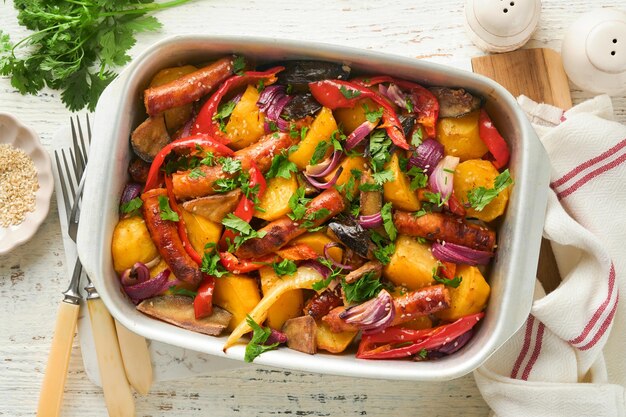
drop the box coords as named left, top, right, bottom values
left=473, top=95, right=626, bottom=417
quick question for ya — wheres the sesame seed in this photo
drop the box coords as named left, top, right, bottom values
left=425, top=297, right=431, bottom=301
left=0, top=144, right=38, bottom=227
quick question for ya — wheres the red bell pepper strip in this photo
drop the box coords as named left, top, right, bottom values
left=275, top=243, right=319, bottom=261
left=191, top=67, right=284, bottom=139
left=308, top=79, right=409, bottom=150
left=218, top=160, right=267, bottom=249
left=164, top=176, right=203, bottom=265
left=193, top=275, right=216, bottom=319
left=218, top=251, right=279, bottom=274
left=356, top=312, right=484, bottom=359
left=478, top=109, right=510, bottom=169
left=144, top=134, right=235, bottom=192
left=355, top=76, right=439, bottom=139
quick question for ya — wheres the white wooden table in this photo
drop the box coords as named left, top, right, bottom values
left=1, top=0, right=625, bottom=415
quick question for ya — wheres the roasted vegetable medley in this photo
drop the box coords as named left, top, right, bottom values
left=112, top=56, right=513, bottom=362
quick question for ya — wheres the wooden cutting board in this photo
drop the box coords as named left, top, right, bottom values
left=472, top=48, right=571, bottom=293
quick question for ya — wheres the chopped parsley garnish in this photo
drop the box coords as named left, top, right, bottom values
left=164, top=155, right=200, bottom=175
left=157, top=195, right=179, bottom=222
left=424, top=191, right=450, bottom=207
left=200, top=152, right=215, bottom=166
left=213, top=178, right=238, bottom=193
left=372, top=169, right=395, bottom=186
left=266, top=154, right=298, bottom=180
left=221, top=213, right=266, bottom=250
left=407, top=166, right=428, bottom=190
left=213, top=100, right=237, bottom=132
left=405, top=98, right=414, bottom=114
left=268, top=120, right=278, bottom=132
left=417, top=348, right=428, bottom=359
left=432, top=264, right=463, bottom=288
left=120, top=197, right=142, bottom=216
left=467, top=169, right=513, bottom=211
left=272, top=259, right=297, bottom=276
left=244, top=315, right=279, bottom=363
left=218, top=157, right=242, bottom=174
left=359, top=183, right=383, bottom=192
left=363, top=105, right=383, bottom=123
left=300, top=126, right=309, bottom=140
left=301, top=208, right=330, bottom=229
left=311, top=276, right=334, bottom=291
left=233, top=56, right=246, bottom=76
left=200, top=243, right=228, bottom=278
left=287, top=187, right=311, bottom=221
left=342, top=271, right=383, bottom=303
left=339, top=85, right=361, bottom=99
left=381, top=202, right=397, bottom=241
left=312, top=257, right=343, bottom=291
left=370, top=231, right=395, bottom=265
left=411, top=127, right=423, bottom=148
left=188, top=167, right=206, bottom=179
left=368, top=129, right=392, bottom=172
left=169, top=287, right=198, bottom=298
left=309, top=141, right=330, bottom=165
left=257, top=79, right=265, bottom=92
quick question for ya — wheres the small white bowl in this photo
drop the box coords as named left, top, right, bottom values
left=0, top=113, right=53, bottom=255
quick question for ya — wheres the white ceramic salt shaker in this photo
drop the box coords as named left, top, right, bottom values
left=464, top=0, right=542, bottom=53
left=561, top=9, right=626, bottom=96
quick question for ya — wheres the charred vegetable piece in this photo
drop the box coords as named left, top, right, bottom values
left=399, top=114, right=417, bottom=137
left=281, top=93, right=322, bottom=120
left=137, top=295, right=232, bottom=336
left=131, top=115, right=171, bottom=163
left=429, top=87, right=481, bottom=118
left=359, top=171, right=383, bottom=217
left=181, top=190, right=242, bottom=223
left=282, top=315, right=318, bottom=354
left=128, top=158, right=151, bottom=184
left=304, top=287, right=343, bottom=320
left=276, top=60, right=350, bottom=92
left=328, top=216, right=375, bottom=259
left=344, top=261, right=382, bottom=284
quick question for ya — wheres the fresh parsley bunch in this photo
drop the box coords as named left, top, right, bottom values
left=0, top=0, right=191, bottom=111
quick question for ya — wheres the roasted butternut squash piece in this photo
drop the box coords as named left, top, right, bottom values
left=225, top=84, right=266, bottom=150
left=213, top=273, right=262, bottom=331
left=149, top=65, right=197, bottom=134
left=435, top=264, right=490, bottom=321
left=453, top=159, right=510, bottom=222
left=333, top=98, right=378, bottom=133
left=289, top=107, right=338, bottom=169
left=291, top=231, right=343, bottom=262
left=323, top=154, right=367, bottom=195
left=383, top=153, right=421, bottom=211
left=112, top=217, right=159, bottom=274
left=259, top=267, right=304, bottom=331
left=254, top=173, right=298, bottom=221
left=181, top=210, right=222, bottom=255
left=383, top=235, right=437, bottom=290
left=436, top=110, right=488, bottom=161
left=316, top=319, right=357, bottom=353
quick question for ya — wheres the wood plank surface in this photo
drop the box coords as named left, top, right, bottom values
left=1, top=1, right=625, bottom=416
left=472, top=48, right=572, bottom=294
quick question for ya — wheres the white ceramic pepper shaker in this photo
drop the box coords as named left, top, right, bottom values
left=464, top=0, right=542, bottom=53
left=561, top=9, right=626, bottom=96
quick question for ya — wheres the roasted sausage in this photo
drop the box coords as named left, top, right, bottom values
left=141, top=188, right=202, bottom=285
left=393, top=211, right=496, bottom=252
left=304, top=287, right=343, bottom=320
left=172, top=132, right=294, bottom=200
left=144, top=57, right=234, bottom=117
left=235, top=188, right=346, bottom=258
left=322, top=284, right=450, bottom=333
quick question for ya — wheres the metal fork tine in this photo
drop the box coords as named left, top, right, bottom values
left=85, top=114, right=92, bottom=145
left=54, top=151, right=72, bottom=220
left=77, top=115, right=89, bottom=166
left=71, top=117, right=85, bottom=181
left=62, top=149, right=76, bottom=201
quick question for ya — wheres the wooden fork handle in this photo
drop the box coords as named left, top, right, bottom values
left=36, top=301, right=80, bottom=417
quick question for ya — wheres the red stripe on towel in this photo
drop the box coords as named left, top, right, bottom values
left=510, top=315, right=535, bottom=379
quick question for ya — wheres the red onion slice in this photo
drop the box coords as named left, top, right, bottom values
left=299, top=260, right=331, bottom=279
left=435, top=329, right=475, bottom=355
left=339, top=289, right=395, bottom=332
left=379, top=83, right=408, bottom=109
left=120, top=262, right=150, bottom=286
left=266, top=329, right=288, bottom=345
left=431, top=242, right=493, bottom=266
left=345, top=120, right=377, bottom=150
left=258, top=85, right=292, bottom=132
left=304, top=166, right=344, bottom=190
left=323, top=242, right=354, bottom=270
left=409, top=138, right=444, bottom=175
left=358, top=212, right=383, bottom=229
left=305, top=150, right=343, bottom=178
left=428, top=155, right=459, bottom=202
left=123, top=269, right=172, bottom=304
left=120, top=183, right=142, bottom=208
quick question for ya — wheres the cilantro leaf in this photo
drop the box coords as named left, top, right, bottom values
left=364, top=105, right=383, bottom=123
left=368, top=130, right=392, bottom=172
left=267, top=154, right=298, bottom=180
left=120, top=197, right=142, bottom=215
left=372, top=169, right=395, bottom=186
left=342, top=271, right=383, bottom=303
left=213, top=178, right=238, bottom=193
left=467, top=169, right=513, bottom=211
left=432, top=265, right=463, bottom=288
left=407, top=166, right=428, bottom=190
left=311, top=276, right=334, bottom=291
left=200, top=152, right=215, bottom=166
left=339, top=85, right=361, bottom=99
left=188, top=167, right=206, bottom=179
left=287, top=187, right=311, bottom=221
left=370, top=231, right=395, bottom=265
left=158, top=195, right=179, bottom=222
left=424, top=191, right=450, bottom=207
left=213, top=101, right=237, bottom=133
left=405, top=98, right=414, bottom=114
left=411, top=127, right=423, bottom=148
left=233, top=56, right=246, bottom=76
left=244, top=315, right=279, bottom=363
left=221, top=213, right=266, bottom=249
left=200, top=243, right=228, bottom=278
left=272, top=259, right=297, bottom=276
left=169, top=287, right=198, bottom=298
left=218, top=157, right=242, bottom=174
left=301, top=208, right=330, bottom=229
left=309, top=141, right=330, bottom=166
left=381, top=202, right=397, bottom=241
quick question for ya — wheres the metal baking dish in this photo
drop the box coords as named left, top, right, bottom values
left=78, top=35, right=549, bottom=381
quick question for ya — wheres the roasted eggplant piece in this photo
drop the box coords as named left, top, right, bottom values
left=131, top=114, right=171, bottom=162
left=281, top=93, right=322, bottom=120
left=282, top=315, right=317, bottom=354
left=128, top=158, right=151, bottom=184
left=399, top=114, right=417, bottom=137
left=137, top=295, right=232, bottom=336
left=181, top=190, right=242, bottom=223
left=276, top=60, right=350, bottom=92
left=429, top=87, right=482, bottom=118
left=328, top=216, right=375, bottom=259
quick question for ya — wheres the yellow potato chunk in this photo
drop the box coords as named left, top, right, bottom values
left=333, top=98, right=378, bottom=133
left=383, top=235, right=437, bottom=290
left=453, top=159, right=510, bottom=222
left=289, top=107, right=338, bottom=169
left=149, top=65, right=197, bottom=134
left=291, top=232, right=343, bottom=262
left=213, top=274, right=262, bottom=331
left=323, top=154, right=367, bottom=195
left=383, top=152, right=421, bottom=211
left=316, top=319, right=357, bottom=353
left=254, top=173, right=298, bottom=221
left=181, top=210, right=222, bottom=255
left=112, top=217, right=159, bottom=274
left=259, top=267, right=304, bottom=331
left=436, top=265, right=491, bottom=321
left=436, top=110, right=488, bottom=161
left=226, top=85, right=266, bottom=150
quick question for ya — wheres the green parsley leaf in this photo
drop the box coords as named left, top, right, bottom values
left=405, top=98, right=414, bottom=114
left=312, top=257, right=344, bottom=291
left=300, top=126, right=309, bottom=140
left=342, top=271, right=383, bottom=303
left=432, top=264, right=463, bottom=288
left=233, top=56, right=246, bottom=76
left=301, top=208, right=330, bottom=229
left=424, top=191, right=450, bottom=207
left=381, top=202, right=397, bottom=241
left=372, top=169, right=395, bottom=186
left=370, top=231, right=395, bottom=265
left=368, top=130, right=392, bottom=172
left=221, top=213, right=266, bottom=249
left=213, top=100, right=237, bottom=132
left=363, top=105, right=383, bottom=123
left=257, top=79, right=265, bottom=92
left=417, top=348, right=428, bottom=359
left=467, top=169, right=513, bottom=211
left=309, top=141, right=330, bottom=166
left=158, top=195, right=179, bottom=222
left=120, top=197, right=143, bottom=215
left=219, top=157, right=242, bottom=174
left=244, top=315, right=279, bottom=363
left=267, top=154, right=298, bottom=179
left=200, top=152, right=215, bottom=166
left=188, top=167, right=206, bottom=179
left=272, top=259, right=297, bottom=276
left=200, top=243, right=228, bottom=278
left=169, top=287, right=198, bottom=298
left=287, top=187, right=311, bottom=221
left=339, top=85, right=361, bottom=99
left=407, top=166, right=428, bottom=190
left=359, top=183, right=383, bottom=192
left=411, top=127, right=423, bottom=148
left=213, top=178, right=238, bottom=193
left=311, top=276, right=334, bottom=291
